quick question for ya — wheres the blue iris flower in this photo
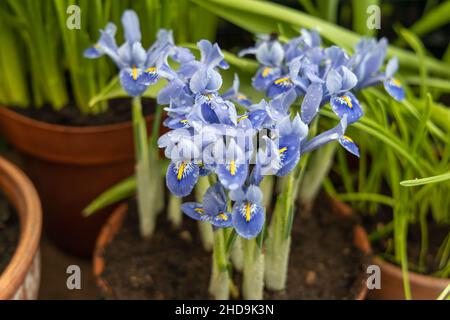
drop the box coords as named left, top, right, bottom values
left=84, top=10, right=192, bottom=97
left=326, top=66, right=363, bottom=124
left=274, top=114, right=308, bottom=176
left=230, top=185, right=265, bottom=239
left=222, top=74, right=253, bottom=107
left=181, top=183, right=233, bottom=228
left=383, top=57, right=405, bottom=101
left=213, top=138, right=249, bottom=191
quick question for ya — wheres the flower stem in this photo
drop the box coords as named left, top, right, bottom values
left=168, top=193, right=182, bottom=228
left=231, top=236, right=244, bottom=272
left=196, top=176, right=214, bottom=251
left=264, top=172, right=295, bottom=291
left=298, top=143, right=336, bottom=209
left=209, top=229, right=230, bottom=299
left=242, top=238, right=265, bottom=300
left=132, top=96, right=156, bottom=238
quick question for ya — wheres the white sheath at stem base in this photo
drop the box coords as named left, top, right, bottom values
left=209, top=229, right=229, bottom=300
left=231, top=236, right=244, bottom=272
left=167, top=193, right=182, bottom=228
left=196, top=176, right=214, bottom=251
left=243, top=239, right=264, bottom=300
left=264, top=234, right=291, bottom=291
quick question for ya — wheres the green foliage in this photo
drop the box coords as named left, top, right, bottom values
left=0, top=0, right=218, bottom=113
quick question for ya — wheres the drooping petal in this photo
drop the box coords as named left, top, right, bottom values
left=181, top=202, right=208, bottom=221
left=83, top=46, right=102, bottom=59
left=266, top=76, right=295, bottom=98
left=330, top=92, right=363, bottom=124
left=137, top=67, right=159, bottom=86
left=338, top=135, right=360, bottom=157
left=216, top=162, right=248, bottom=190
left=383, top=78, right=405, bottom=101
left=119, top=68, right=148, bottom=97
left=166, top=161, right=199, bottom=197
left=301, top=82, right=323, bottom=124
left=302, top=115, right=348, bottom=153
left=277, top=134, right=301, bottom=176
left=210, top=211, right=234, bottom=228
left=232, top=202, right=265, bottom=239
left=252, top=67, right=281, bottom=92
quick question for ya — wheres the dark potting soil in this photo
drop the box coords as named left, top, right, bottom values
left=11, top=99, right=154, bottom=127
left=362, top=210, right=449, bottom=275
left=0, top=191, right=19, bottom=275
left=101, top=197, right=368, bottom=299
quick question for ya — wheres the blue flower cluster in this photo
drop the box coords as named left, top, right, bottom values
left=84, top=10, right=194, bottom=97
left=85, top=11, right=404, bottom=240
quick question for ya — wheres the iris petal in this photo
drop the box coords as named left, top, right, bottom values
left=166, top=161, right=199, bottom=197
left=216, top=163, right=248, bottom=190
left=383, top=78, right=405, bottom=101
left=266, top=77, right=294, bottom=98
left=181, top=202, right=207, bottom=221
left=210, top=212, right=234, bottom=228
left=330, top=92, right=363, bottom=124
left=339, top=136, right=360, bottom=157
left=232, top=202, right=265, bottom=239
left=119, top=69, right=148, bottom=97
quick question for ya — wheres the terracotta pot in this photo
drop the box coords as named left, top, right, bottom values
left=0, top=106, right=153, bottom=257
left=368, top=256, right=450, bottom=300
left=0, top=157, right=42, bottom=300
left=94, top=197, right=372, bottom=299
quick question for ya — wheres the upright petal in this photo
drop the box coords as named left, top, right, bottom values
left=121, top=10, right=141, bottom=43
left=301, top=82, right=323, bottom=124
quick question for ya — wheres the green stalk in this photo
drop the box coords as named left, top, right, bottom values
left=132, top=96, right=156, bottom=238
left=264, top=173, right=294, bottom=291
left=230, top=236, right=244, bottom=272
left=260, top=175, right=274, bottom=208
left=242, top=238, right=265, bottom=300
left=195, top=176, right=214, bottom=251
left=209, top=229, right=230, bottom=300
left=298, top=143, right=336, bottom=209
left=168, top=193, right=182, bottom=228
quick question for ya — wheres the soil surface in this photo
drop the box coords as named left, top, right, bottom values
left=363, top=210, right=449, bottom=275
left=101, top=197, right=368, bottom=299
left=11, top=99, right=154, bottom=127
left=0, top=191, right=19, bottom=275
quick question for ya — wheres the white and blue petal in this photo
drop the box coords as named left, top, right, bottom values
left=330, top=92, right=363, bottom=124
left=383, top=78, right=405, bottom=101
left=338, top=135, right=360, bottom=157
left=181, top=202, right=208, bottom=221
left=119, top=68, right=148, bottom=97
left=210, top=211, right=234, bottom=228
left=121, top=10, right=141, bottom=43
left=267, top=76, right=295, bottom=98
left=166, top=161, right=199, bottom=197
left=232, top=202, right=265, bottom=239
left=301, top=82, right=323, bottom=124
left=216, top=162, right=248, bottom=190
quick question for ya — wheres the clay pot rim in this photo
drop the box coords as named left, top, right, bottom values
left=0, top=105, right=154, bottom=134
left=0, top=157, right=42, bottom=299
left=373, top=256, right=450, bottom=289
left=94, top=197, right=372, bottom=300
